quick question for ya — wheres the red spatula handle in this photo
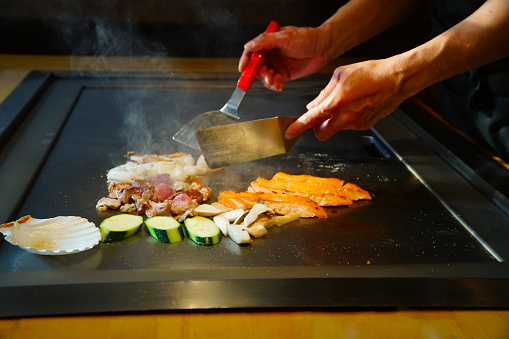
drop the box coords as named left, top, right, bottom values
left=237, top=20, right=280, bottom=92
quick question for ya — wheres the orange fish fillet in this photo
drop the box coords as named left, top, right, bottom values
left=248, top=177, right=353, bottom=206
left=218, top=191, right=328, bottom=219
left=273, top=172, right=345, bottom=187
left=249, top=172, right=371, bottom=206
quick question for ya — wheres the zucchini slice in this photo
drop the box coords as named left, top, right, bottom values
left=99, top=214, right=143, bottom=243
left=184, top=216, right=221, bottom=246
left=145, top=216, right=184, bottom=243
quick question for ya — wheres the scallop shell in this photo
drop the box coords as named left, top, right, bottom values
left=0, top=215, right=100, bottom=255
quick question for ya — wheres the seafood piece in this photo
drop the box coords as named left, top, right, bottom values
left=189, top=181, right=212, bottom=201
left=249, top=177, right=353, bottom=206
left=126, top=151, right=192, bottom=163
left=154, top=183, right=176, bottom=202
left=273, top=172, right=345, bottom=187
left=107, top=152, right=211, bottom=184
left=145, top=200, right=172, bottom=218
left=96, top=197, right=121, bottom=211
left=341, top=182, right=372, bottom=201
left=274, top=172, right=371, bottom=200
left=0, top=215, right=100, bottom=255
left=120, top=203, right=136, bottom=213
left=249, top=172, right=371, bottom=205
left=218, top=191, right=327, bottom=218
left=171, top=193, right=199, bottom=215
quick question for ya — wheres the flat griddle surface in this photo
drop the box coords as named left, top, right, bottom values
left=1, top=72, right=508, bottom=316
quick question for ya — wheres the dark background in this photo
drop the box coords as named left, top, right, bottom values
left=0, top=0, right=430, bottom=57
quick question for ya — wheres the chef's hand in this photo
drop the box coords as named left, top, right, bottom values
left=284, top=58, right=409, bottom=140
left=239, top=26, right=330, bottom=91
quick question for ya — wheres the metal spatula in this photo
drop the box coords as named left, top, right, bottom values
left=194, top=116, right=299, bottom=168
left=172, top=21, right=280, bottom=150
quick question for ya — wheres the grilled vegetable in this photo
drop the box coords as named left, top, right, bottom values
left=219, top=208, right=247, bottom=222
left=247, top=223, right=267, bottom=238
left=145, top=216, right=184, bottom=243
left=213, top=215, right=230, bottom=236
left=274, top=213, right=301, bottom=226
left=193, top=204, right=223, bottom=217
left=99, top=214, right=143, bottom=242
left=227, top=224, right=251, bottom=244
left=184, top=216, right=221, bottom=246
left=243, top=203, right=273, bottom=226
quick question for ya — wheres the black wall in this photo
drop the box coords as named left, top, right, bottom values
left=0, top=0, right=430, bottom=58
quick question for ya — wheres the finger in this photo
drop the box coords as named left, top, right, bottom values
left=284, top=104, right=332, bottom=139
left=257, top=65, right=285, bottom=91
left=314, top=110, right=359, bottom=140
left=284, top=119, right=311, bottom=139
left=258, top=65, right=273, bottom=85
left=239, top=30, right=279, bottom=72
left=314, top=115, right=340, bottom=141
left=272, top=73, right=284, bottom=91
left=306, top=69, right=340, bottom=109
left=244, top=31, right=283, bottom=52
left=238, top=50, right=252, bottom=72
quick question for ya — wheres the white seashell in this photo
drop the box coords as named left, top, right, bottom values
left=0, top=216, right=100, bottom=255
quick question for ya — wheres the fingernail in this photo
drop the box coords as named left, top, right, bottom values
left=245, top=42, right=255, bottom=49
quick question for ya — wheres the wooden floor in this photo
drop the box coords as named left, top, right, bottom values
left=1, top=54, right=508, bottom=338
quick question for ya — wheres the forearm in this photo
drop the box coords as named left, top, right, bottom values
left=395, top=0, right=509, bottom=98
left=318, top=0, right=420, bottom=61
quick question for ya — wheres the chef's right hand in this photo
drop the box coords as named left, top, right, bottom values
left=284, top=58, right=413, bottom=141
left=239, top=26, right=330, bottom=91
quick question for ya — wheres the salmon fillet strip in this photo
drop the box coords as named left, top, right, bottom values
left=248, top=177, right=353, bottom=206
left=249, top=172, right=371, bottom=206
left=218, top=191, right=328, bottom=219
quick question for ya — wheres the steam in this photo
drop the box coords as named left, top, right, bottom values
left=41, top=1, right=244, bottom=157
left=120, top=93, right=185, bottom=155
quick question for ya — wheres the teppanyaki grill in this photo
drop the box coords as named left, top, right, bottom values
left=0, top=71, right=508, bottom=318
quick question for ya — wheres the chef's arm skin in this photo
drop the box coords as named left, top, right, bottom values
left=285, top=0, right=509, bottom=140
left=239, top=0, right=420, bottom=91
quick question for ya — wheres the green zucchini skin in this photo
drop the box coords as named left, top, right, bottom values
left=99, top=214, right=143, bottom=243
left=145, top=216, right=184, bottom=243
left=184, top=216, right=221, bottom=246
left=189, top=233, right=221, bottom=246
left=102, top=230, right=128, bottom=243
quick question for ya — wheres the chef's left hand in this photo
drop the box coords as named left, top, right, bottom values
left=285, top=58, right=411, bottom=140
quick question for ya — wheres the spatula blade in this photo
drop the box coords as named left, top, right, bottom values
left=195, top=116, right=298, bottom=168
left=172, top=110, right=238, bottom=150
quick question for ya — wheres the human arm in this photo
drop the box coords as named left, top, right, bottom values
left=239, top=0, right=420, bottom=91
left=285, top=0, right=509, bottom=140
